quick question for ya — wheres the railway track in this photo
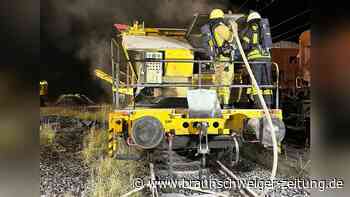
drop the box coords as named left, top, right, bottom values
left=121, top=148, right=258, bottom=197
left=40, top=114, right=309, bottom=197
left=121, top=147, right=310, bottom=197
left=216, top=160, right=259, bottom=197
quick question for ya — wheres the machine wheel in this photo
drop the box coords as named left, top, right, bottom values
left=216, top=136, right=240, bottom=166
left=230, top=136, right=240, bottom=166
left=131, top=116, right=164, bottom=149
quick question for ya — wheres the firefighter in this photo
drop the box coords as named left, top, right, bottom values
left=240, top=11, right=273, bottom=108
left=207, top=9, right=238, bottom=108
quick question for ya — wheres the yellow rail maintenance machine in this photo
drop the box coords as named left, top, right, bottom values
left=107, top=15, right=285, bottom=169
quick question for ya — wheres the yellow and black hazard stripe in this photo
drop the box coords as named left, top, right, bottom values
left=108, top=129, right=116, bottom=158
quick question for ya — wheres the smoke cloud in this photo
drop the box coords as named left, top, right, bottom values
left=42, top=0, right=232, bottom=71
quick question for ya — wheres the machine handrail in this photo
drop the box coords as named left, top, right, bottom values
left=112, top=59, right=280, bottom=108
left=120, top=58, right=273, bottom=64
left=111, top=38, right=280, bottom=109
left=272, top=62, right=280, bottom=108
left=116, top=84, right=276, bottom=88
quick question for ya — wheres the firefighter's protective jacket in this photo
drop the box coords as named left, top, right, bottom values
left=241, top=22, right=273, bottom=98
left=241, top=22, right=271, bottom=60
left=213, top=23, right=233, bottom=47
left=208, top=19, right=237, bottom=57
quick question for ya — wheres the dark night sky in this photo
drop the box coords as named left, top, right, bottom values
left=40, top=0, right=311, bottom=103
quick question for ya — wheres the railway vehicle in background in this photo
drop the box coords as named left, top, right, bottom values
left=272, top=31, right=311, bottom=147
left=106, top=14, right=286, bottom=168
left=291, top=30, right=310, bottom=146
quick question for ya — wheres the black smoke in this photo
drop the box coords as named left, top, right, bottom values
left=40, top=0, right=233, bottom=103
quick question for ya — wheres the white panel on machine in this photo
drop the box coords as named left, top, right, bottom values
left=145, top=52, right=163, bottom=83
left=187, top=89, right=222, bottom=118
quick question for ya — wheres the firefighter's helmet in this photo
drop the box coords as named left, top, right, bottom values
left=247, top=11, right=261, bottom=22
left=209, top=9, right=224, bottom=19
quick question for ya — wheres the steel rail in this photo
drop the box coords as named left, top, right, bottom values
left=217, top=161, right=259, bottom=197
left=149, top=163, right=159, bottom=197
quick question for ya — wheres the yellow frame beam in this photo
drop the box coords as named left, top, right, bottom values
left=109, top=108, right=283, bottom=136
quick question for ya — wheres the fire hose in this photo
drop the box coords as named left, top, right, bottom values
left=230, top=21, right=278, bottom=180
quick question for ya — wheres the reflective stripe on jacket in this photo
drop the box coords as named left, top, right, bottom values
left=247, top=87, right=273, bottom=95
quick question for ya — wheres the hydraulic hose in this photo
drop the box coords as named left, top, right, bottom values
left=230, top=22, right=279, bottom=180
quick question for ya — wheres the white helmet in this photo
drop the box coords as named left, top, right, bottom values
left=247, top=11, right=261, bottom=22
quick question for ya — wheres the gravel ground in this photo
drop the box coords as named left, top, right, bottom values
left=153, top=151, right=310, bottom=197
left=40, top=116, right=92, bottom=197
left=40, top=115, right=309, bottom=197
left=232, top=159, right=310, bottom=197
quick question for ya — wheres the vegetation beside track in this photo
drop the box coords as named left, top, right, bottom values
left=82, top=128, right=147, bottom=197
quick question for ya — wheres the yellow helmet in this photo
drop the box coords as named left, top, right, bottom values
left=40, top=80, right=48, bottom=85
left=209, top=9, right=224, bottom=19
